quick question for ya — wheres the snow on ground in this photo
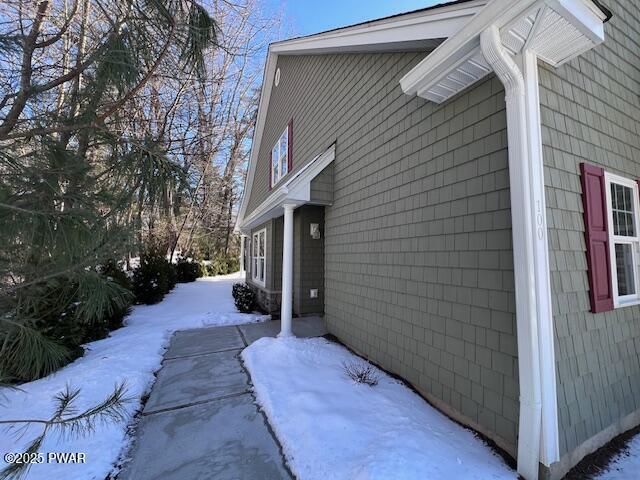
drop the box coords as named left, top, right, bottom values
left=0, top=272, right=267, bottom=480
left=595, top=433, right=640, bottom=479
left=242, top=336, right=516, bottom=480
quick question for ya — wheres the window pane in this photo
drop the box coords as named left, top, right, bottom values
left=280, top=130, right=288, bottom=177
left=615, top=243, right=636, bottom=296
left=272, top=145, right=279, bottom=182
left=259, top=231, right=265, bottom=256
left=259, top=258, right=265, bottom=281
left=611, top=183, right=635, bottom=237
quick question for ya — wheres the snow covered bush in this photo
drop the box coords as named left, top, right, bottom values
left=232, top=283, right=255, bottom=313
left=132, top=250, right=176, bottom=305
left=175, top=255, right=203, bottom=283
left=342, top=360, right=380, bottom=386
left=203, top=255, right=239, bottom=277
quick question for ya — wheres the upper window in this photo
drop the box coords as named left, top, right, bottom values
left=271, top=125, right=289, bottom=186
left=605, top=173, right=640, bottom=306
left=252, top=229, right=266, bottom=287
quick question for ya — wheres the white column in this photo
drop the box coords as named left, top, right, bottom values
left=239, top=235, right=246, bottom=276
left=279, top=204, right=295, bottom=337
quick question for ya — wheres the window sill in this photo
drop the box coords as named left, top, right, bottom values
left=614, top=298, right=640, bottom=309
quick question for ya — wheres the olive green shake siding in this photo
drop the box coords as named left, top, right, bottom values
left=540, top=0, right=640, bottom=460
left=245, top=51, right=519, bottom=454
left=248, top=206, right=325, bottom=316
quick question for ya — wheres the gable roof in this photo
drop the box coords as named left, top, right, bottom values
left=235, top=0, right=488, bottom=232
left=236, top=0, right=613, bottom=232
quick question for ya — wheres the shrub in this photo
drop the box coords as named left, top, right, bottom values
left=202, top=255, right=240, bottom=277
left=342, top=361, right=380, bottom=386
left=1, top=267, right=133, bottom=383
left=97, top=259, right=133, bottom=332
left=232, top=283, right=255, bottom=313
left=176, top=255, right=203, bottom=283
left=132, top=250, right=175, bottom=305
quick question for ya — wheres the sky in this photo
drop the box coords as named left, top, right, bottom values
left=267, top=0, right=445, bottom=37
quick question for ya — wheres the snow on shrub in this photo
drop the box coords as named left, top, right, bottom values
left=342, top=360, right=380, bottom=386
left=232, top=283, right=255, bottom=313
left=175, top=255, right=203, bottom=283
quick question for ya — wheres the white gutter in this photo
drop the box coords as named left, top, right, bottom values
left=480, top=26, right=542, bottom=480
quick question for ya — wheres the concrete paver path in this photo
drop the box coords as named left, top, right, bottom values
left=120, top=317, right=327, bottom=480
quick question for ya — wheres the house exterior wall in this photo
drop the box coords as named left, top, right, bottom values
left=540, top=0, right=640, bottom=467
left=294, top=205, right=325, bottom=316
left=246, top=51, right=519, bottom=455
left=247, top=219, right=282, bottom=314
left=248, top=206, right=325, bottom=317
left=310, top=164, right=334, bottom=205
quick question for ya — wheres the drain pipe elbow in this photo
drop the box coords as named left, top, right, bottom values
left=480, top=25, right=543, bottom=480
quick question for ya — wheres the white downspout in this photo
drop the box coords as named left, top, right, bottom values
left=279, top=204, right=295, bottom=337
left=480, top=25, right=542, bottom=480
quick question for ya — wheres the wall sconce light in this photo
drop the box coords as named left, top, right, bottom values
left=310, top=223, right=321, bottom=239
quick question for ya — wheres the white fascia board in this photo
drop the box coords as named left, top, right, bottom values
left=238, top=144, right=335, bottom=233
left=270, top=1, right=486, bottom=54
left=547, top=0, right=606, bottom=44
left=235, top=50, right=277, bottom=232
left=400, top=0, right=542, bottom=96
left=236, top=1, right=488, bottom=231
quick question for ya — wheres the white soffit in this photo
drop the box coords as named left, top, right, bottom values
left=400, top=0, right=607, bottom=103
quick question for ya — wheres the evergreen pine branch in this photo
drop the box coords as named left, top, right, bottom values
left=0, top=383, right=131, bottom=480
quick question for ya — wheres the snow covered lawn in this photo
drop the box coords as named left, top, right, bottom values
left=242, top=336, right=516, bottom=480
left=0, top=272, right=267, bottom=480
left=595, top=433, right=640, bottom=479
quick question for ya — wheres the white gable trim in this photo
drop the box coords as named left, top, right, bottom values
left=235, top=1, right=487, bottom=231
left=239, top=144, right=335, bottom=232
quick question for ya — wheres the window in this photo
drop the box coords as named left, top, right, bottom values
left=271, top=124, right=290, bottom=186
left=605, top=173, right=640, bottom=306
left=252, top=229, right=266, bottom=286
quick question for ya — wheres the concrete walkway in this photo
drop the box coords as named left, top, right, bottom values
left=120, top=317, right=327, bottom=480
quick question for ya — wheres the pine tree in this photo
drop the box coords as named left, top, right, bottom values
left=0, top=0, right=218, bottom=381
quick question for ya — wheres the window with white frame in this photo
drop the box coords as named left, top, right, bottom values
left=252, top=229, right=266, bottom=286
left=271, top=126, right=289, bottom=186
left=605, top=173, right=640, bottom=306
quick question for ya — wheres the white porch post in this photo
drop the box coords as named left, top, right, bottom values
left=239, top=234, right=247, bottom=276
left=279, top=204, right=295, bottom=337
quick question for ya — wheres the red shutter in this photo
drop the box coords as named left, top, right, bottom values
left=287, top=119, right=293, bottom=173
left=580, top=162, right=614, bottom=313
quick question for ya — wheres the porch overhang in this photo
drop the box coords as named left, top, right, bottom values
left=400, top=0, right=608, bottom=103
left=236, top=143, right=335, bottom=234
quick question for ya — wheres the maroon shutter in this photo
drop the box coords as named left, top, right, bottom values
left=287, top=119, right=293, bottom=173
left=581, top=162, right=614, bottom=313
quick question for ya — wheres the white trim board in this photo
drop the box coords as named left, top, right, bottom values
left=239, top=143, right=335, bottom=232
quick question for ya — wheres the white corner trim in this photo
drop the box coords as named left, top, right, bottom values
left=481, top=26, right=543, bottom=480
left=522, top=49, right=560, bottom=467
